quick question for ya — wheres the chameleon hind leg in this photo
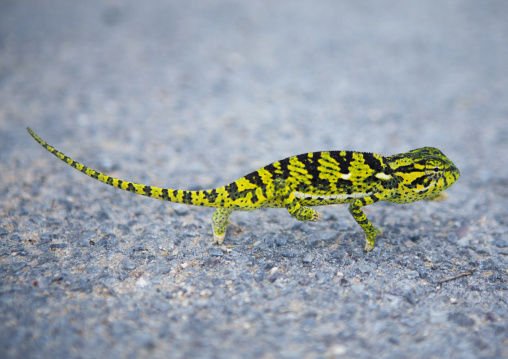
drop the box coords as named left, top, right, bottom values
left=212, top=208, right=234, bottom=245
left=273, top=178, right=322, bottom=222
left=348, top=195, right=382, bottom=252
left=211, top=178, right=321, bottom=245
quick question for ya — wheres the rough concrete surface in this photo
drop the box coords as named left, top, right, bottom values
left=1, top=1, right=507, bottom=358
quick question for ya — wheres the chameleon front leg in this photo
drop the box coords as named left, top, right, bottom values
left=425, top=192, right=448, bottom=201
left=348, top=195, right=382, bottom=252
left=212, top=208, right=233, bottom=245
left=273, top=178, right=322, bottom=222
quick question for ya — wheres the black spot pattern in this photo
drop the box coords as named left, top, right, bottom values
left=330, top=151, right=354, bottom=175
left=203, top=189, right=219, bottom=203
left=182, top=191, right=193, bottom=204
left=361, top=153, right=384, bottom=173
left=244, top=171, right=264, bottom=187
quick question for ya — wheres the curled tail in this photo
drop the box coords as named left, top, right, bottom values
left=27, top=127, right=224, bottom=207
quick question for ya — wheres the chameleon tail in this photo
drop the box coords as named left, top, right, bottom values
left=26, top=127, right=224, bottom=207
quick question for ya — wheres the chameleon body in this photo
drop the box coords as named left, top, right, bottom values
left=27, top=127, right=460, bottom=251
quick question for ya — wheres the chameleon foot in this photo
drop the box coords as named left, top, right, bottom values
left=364, top=227, right=382, bottom=252
left=364, top=242, right=375, bottom=252
left=311, top=210, right=322, bottom=222
left=212, top=232, right=226, bottom=245
left=425, top=192, right=448, bottom=202
left=212, top=208, right=233, bottom=245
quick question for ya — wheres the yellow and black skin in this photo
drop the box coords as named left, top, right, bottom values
left=27, top=127, right=460, bottom=251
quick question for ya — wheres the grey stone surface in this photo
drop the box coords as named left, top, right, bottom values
left=1, top=1, right=508, bottom=358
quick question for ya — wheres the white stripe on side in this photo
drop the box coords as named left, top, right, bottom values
left=293, top=191, right=373, bottom=201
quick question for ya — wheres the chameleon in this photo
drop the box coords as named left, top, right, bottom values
left=27, top=127, right=460, bottom=251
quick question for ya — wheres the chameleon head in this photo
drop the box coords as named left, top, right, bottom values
left=387, top=147, right=460, bottom=203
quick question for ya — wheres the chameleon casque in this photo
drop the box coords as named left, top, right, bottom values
left=27, top=127, right=460, bottom=251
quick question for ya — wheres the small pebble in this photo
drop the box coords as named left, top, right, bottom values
left=207, top=247, right=223, bottom=257
left=119, top=258, right=137, bottom=271
left=302, top=252, right=314, bottom=264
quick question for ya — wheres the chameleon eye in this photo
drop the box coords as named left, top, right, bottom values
left=425, top=160, right=443, bottom=179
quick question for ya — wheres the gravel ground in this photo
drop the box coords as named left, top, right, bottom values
left=1, top=1, right=507, bottom=358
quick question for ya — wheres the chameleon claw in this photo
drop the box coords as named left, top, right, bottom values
left=311, top=210, right=322, bottom=222
left=364, top=227, right=382, bottom=252
left=212, top=232, right=226, bottom=245
left=425, top=192, right=448, bottom=202
left=364, top=242, right=375, bottom=252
